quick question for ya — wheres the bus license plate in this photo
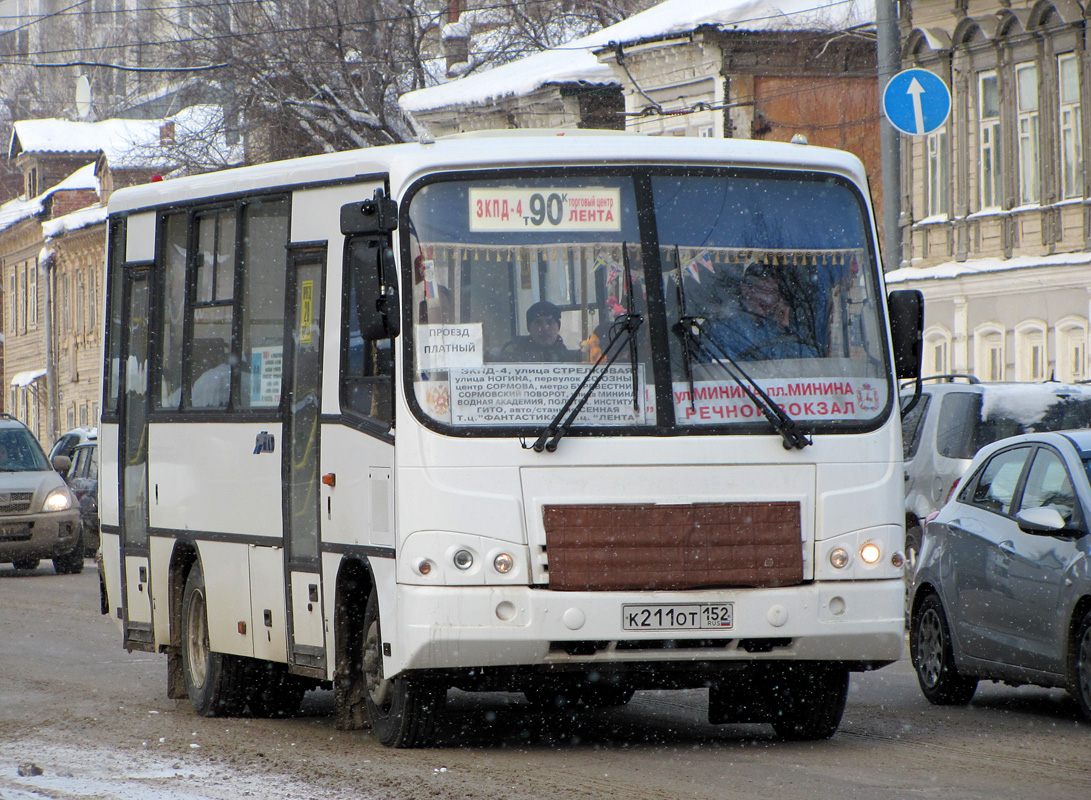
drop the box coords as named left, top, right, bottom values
left=622, top=603, right=734, bottom=631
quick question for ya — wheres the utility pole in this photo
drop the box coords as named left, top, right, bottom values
left=877, top=0, right=902, bottom=272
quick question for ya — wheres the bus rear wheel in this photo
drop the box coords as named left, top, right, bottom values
left=246, top=662, right=308, bottom=718
left=362, top=589, right=444, bottom=747
left=181, top=562, right=247, bottom=717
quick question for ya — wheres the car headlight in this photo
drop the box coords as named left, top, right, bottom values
left=43, top=488, right=72, bottom=512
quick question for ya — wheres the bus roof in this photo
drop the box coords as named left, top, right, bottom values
left=105, top=131, right=871, bottom=216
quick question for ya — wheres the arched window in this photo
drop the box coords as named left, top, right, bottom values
left=924, top=325, right=952, bottom=376
left=974, top=323, right=1006, bottom=380
left=1014, top=320, right=1048, bottom=381
left=1055, top=316, right=1088, bottom=382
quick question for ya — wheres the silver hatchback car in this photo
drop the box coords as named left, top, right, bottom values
left=907, top=429, right=1091, bottom=720
left=0, top=417, right=83, bottom=574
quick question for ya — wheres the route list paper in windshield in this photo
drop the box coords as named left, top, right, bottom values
left=442, top=364, right=649, bottom=426
left=673, top=379, right=887, bottom=423
left=469, top=188, right=621, bottom=232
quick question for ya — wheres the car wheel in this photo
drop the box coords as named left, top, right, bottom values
left=769, top=664, right=850, bottom=741
left=12, top=558, right=40, bottom=570
left=362, top=589, right=444, bottom=747
left=911, top=592, right=977, bottom=705
left=1068, top=608, right=1091, bottom=721
left=181, top=562, right=247, bottom=716
left=53, top=532, right=85, bottom=575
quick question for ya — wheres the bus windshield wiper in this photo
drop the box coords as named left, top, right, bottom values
left=530, top=312, right=643, bottom=453
left=674, top=316, right=812, bottom=451
left=530, top=243, right=643, bottom=454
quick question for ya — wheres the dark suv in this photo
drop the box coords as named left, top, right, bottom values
left=0, top=416, right=84, bottom=573
left=900, top=376, right=1091, bottom=560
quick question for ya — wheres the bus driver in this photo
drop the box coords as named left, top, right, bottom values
left=707, top=262, right=820, bottom=361
left=500, top=301, right=578, bottom=362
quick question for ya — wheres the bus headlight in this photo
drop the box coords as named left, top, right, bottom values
left=859, top=543, right=881, bottom=565
left=829, top=548, right=850, bottom=569
left=453, top=549, right=474, bottom=570
left=43, top=488, right=72, bottom=512
left=493, top=553, right=514, bottom=574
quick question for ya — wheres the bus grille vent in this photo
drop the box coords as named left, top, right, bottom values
left=541, top=502, right=803, bottom=591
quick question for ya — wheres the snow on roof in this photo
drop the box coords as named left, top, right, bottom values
left=885, top=249, right=1091, bottom=283
left=0, top=162, right=98, bottom=233
left=42, top=203, right=107, bottom=239
left=9, top=105, right=241, bottom=170
left=400, top=0, right=874, bottom=112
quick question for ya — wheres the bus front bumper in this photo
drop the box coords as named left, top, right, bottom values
left=390, top=579, right=905, bottom=675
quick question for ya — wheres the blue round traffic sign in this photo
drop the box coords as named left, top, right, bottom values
left=882, top=68, right=951, bottom=136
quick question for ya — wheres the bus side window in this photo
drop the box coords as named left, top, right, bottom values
left=342, top=237, right=394, bottom=430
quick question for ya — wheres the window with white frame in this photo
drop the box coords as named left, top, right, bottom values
left=8, top=272, right=14, bottom=333
left=1016, top=63, right=1040, bottom=204
left=18, top=263, right=26, bottom=333
left=926, top=127, right=949, bottom=217
left=1059, top=53, right=1082, bottom=200
left=1015, top=321, right=1048, bottom=381
left=924, top=327, right=951, bottom=375
left=979, top=72, right=1003, bottom=209
left=975, top=324, right=1005, bottom=380
left=28, top=261, right=37, bottom=327
left=1056, top=318, right=1088, bottom=382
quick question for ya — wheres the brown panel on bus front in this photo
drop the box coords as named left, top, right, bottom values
left=542, top=502, right=803, bottom=591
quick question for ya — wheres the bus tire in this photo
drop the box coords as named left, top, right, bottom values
left=362, top=589, right=444, bottom=747
left=12, top=558, right=40, bottom=570
left=910, top=592, right=977, bottom=706
left=769, top=664, right=850, bottom=741
left=246, top=661, right=308, bottom=719
left=181, top=563, right=247, bottom=717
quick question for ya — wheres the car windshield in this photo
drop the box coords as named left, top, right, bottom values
left=406, top=169, right=889, bottom=435
left=0, top=428, right=52, bottom=472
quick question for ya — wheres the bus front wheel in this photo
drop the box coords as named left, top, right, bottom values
left=362, top=589, right=445, bottom=747
left=181, top=562, right=247, bottom=717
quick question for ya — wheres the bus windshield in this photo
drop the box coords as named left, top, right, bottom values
left=406, top=168, right=889, bottom=435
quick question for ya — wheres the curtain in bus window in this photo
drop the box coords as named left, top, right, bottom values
left=239, top=198, right=289, bottom=410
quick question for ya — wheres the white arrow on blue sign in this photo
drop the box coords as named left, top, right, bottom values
left=882, top=68, right=951, bottom=136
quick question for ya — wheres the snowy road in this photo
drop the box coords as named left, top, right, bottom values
left=1, top=564, right=1088, bottom=800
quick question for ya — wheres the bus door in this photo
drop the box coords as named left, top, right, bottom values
left=283, top=246, right=327, bottom=673
left=119, top=264, right=153, bottom=649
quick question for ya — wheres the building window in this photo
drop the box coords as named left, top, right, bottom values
left=1016, top=63, right=1040, bottom=204
left=979, top=72, right=1002, bottom=209
left=1055, top=317, right=1088, bottom=382
left=1015, top=321, right=1047, bottom=381
left=975, top=324, right=1005, bottom=380
left=28, top=263, right=37, bottom=328
left=924, top=326, right=951, bottom=375
left=8, top=272, right=14, bottom=333
left=926, top=127, right=949, bottom=217
left=1059, top=53, right=1082, bottom=200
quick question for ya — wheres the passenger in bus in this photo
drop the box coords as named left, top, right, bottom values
left=707, top=261, right=820, bottom=360
left=500, top=301, right=578, bottom=362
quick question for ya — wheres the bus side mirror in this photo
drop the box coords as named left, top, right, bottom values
left=350, top=237, right=400, bottom=340
left=888, top=289, right=923, bottom=380
left=341, top=190, right=398, bottom=235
